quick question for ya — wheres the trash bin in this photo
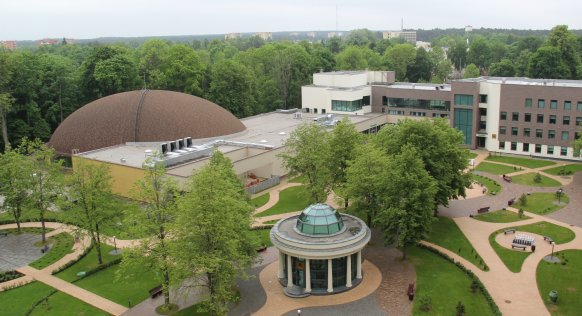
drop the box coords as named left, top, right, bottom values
left=531, top=245, right=536, bottom=252
left=549, top=290, right=558, bottom=303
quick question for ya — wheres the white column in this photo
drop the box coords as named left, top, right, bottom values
left=305, top=259, right=311, bottom=293
left=346, top=255, right=352, bottom=287
left=287, top=254, right=293, bottom=287
left=327, top=258, right=333, bottom=292
left=278, top=252, right=285, bottom=279
left=356, top=251, right=362, bottom=279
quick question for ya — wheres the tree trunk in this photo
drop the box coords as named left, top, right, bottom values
left=40, top=209, right=46, bottom=243
left=163, top=270, right=170, bottom=305
left=13, top=207, right=21, bottom=233
left=401, top=245, right=408, bottom=260
left=95, top=222, right=103, bottom=264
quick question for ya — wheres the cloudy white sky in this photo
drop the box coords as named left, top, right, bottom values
left=1, top=0, right=581, bottom=40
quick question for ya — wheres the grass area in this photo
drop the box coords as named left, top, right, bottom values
left=426, top=217, right=488, bottom=270
left=0, top=227, right=53, bottom=235
left=517, top=221, right=575, bottom=244
left=174, top=303, right=209, bottom=315
left=543, top=164, right=582, bottom=176
left=488, top=230, right=531, bottom=273
left=247, top=228, right=272, bottom=247
left=29, top=291, right=110, bottom=316
left=74, top=263, right=160, bottom=308
left=537, top=250, right=582, bottom=315
left=251, top=193, right=270, bottom=208
left=29, top=232, right=75, bottom=269
left=409, top=246, right=495, bottom=316
left=256, top=185, right=310, bottom=217
left=473, top=210, right=531, bottom=223
left=474, top=161, right=516, bottom=175
left=263, top=219, right=278, bottom=225
left=0, top=282, right=107, bottom=316
left=288, top=175, right=307, bottom=183
left=511, top=172, right=562, bottom=187
left=472, top=174, right=502, bottom=195
left=485, top=155, right=556, bottom=169
left=56, top=244, right=120, bottom=282
left=468, top=152, right=479, bottom=159
left=513, top=192, right=569, bottom=215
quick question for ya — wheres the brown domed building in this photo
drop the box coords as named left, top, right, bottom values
left=48, top=90, right=246, bottom=156
left=59, top=89, right=386, bottom=198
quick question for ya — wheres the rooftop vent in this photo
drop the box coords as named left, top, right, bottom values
left=120, top=157, right=126, bottom=163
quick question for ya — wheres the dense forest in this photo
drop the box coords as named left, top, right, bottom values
left=1, top=25, right=581, bottom=151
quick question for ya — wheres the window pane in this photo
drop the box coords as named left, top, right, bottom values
left=565, top=101, right=572, bottom=110
left=551, top=100, right=558, bottom=109
left=525, top=98, right=532, bottom=108
left=538, top=99, right=545, bottom=108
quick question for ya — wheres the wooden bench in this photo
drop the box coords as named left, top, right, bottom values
left=148, top=285, right=163, bottom=299
left=502, top=175, right=512, bottom=183
left=504, top=229, right=516, bottom=235
left=256, top=245, right=268, bottom=253
left=511, top=244, right=527, bottom=250
left=477, top=206, right=490, bottom=214
left=544, top=236, right=554, bottom=243
left=507, top=198, right=516, bottom=206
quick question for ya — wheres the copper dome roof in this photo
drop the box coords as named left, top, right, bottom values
left=48, top=90, right=246, bottom=155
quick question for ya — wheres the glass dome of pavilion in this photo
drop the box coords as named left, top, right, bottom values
left=295, top=203, right=344, bottom=235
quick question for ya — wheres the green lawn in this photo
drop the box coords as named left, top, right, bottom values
left=517, top=221, right=575, bottom=244
left=263, top=219, right=279, bottom=225
left=488, top=230, right=531, bottom=273
left=174, top=303, right=209, bottom=315
left=74, top=263, right=160, bottom=308
left=473, top=210, right=531, bottom=223
left=474, top=162, right=516, bottom=175
left=409, top=246, right=495, bottom=316
left=543, top=164, right=582, bottom=176
left=29, top=232, right=75, bottom=269
left=251, top=193, right=270, bottom=208
left=0, top=227, right=54, bottom=235
left=426, top=217, right=488, bottom=270
left=472, top=174, right=502, bottom=195
left=256, top=185, right=310, bottom=217
left=56, top=244, right=120, bottom=282
left=288, top=175, right=307, bottom=183
left=511, top=173, right=562, bottom=187
left=485, top=155, right=556, bottom=169
left=537, top=250, right=582, bottom=315
left=0, top=282, right=108, bottom=316
left=512, top=192, right=569, bottom=215
left=247, top=228, right=272, bottom=247
left=29, top=291, right=110, bottom=316
left=468, top=152, right=479, bottom=159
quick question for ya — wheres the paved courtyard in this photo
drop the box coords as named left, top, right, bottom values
left=0, top=233, right=44, bottom=272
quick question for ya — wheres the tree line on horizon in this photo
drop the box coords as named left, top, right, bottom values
left=1, top=24, right=581, bottom=151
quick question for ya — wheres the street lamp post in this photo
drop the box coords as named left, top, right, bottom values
left=113, top=236, right=117, bottom=252
left=297, top=309, right=301, bottom=316
left=551, top=241, right=555, bottom=259
left=556, top=188, right=563, bottom=204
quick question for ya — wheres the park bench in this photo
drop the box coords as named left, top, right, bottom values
left=511, top=244, right=527, bottom=250
left=256, top=245, right=268, bottom=253
left=0, top=232, right=7, bottom=237
left=507, top=198, right=516, bottom=206
left=148, top=285, right=163, bottom=299
left=41, top=245, right=49, bottom=253
left=477, top=206, right=490, bottom=214
left=544, top=236, right=554, bottom=243
left=504, top=229, right=516, bottom=235
left=502, top=175, right=512, bottom=183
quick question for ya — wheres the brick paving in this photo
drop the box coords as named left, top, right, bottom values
left=0, top=233, right=44, bottom=272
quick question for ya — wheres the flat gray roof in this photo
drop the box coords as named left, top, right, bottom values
left=377, top=82, right=452, bottom=91
left=457, top=76, right=582, bottom=88
left=76, top=111, right=380, bottom=169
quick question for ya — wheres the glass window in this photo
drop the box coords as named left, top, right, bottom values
left=499, top=141, right=505, bottom=150
left=525, top=98, right=532, bottom=108
left=454, top=94, right=473, bottom=106
left=551, top=100, right=558, bottom=109
left=525, top=113, right=531, bottom=122
left=511, top=127, right=518, bottom=136
left=454, top=108, right=473, bottom=145
left=549, top=115, right=556, bottom=124
left=500, top=111, right=507, bottom=120
left=479, top=94, right=488, bottom=103
left=562, top=131, right=569, bottom=141
left=332, top=99, right=363, bottom=112
left=536, top=129, right=543, bottom=138
left=535, top=144, right=542, bottom=153
left=523, top=143, right=530, bottom=152
left=548, top=130, right=556, bottom=139
left=564, top=101, right=572, bottom=110
left=537, top=114, right=544, bottom=123
left=547, top=146, right=554, bottom=155
left=563, top=116, right=570, bottom=125
left=578, top=102, right=582, bottom=112
left=538, top=99, right=545, bottom=108
left=512, top=112, right=519, bottom=121
left=561, top=147, right=568, bottom=156
left=385, top=97, right=450, bottom=111
left=511, top=142, right=517, bottom=151
left=576, top=117, right=582, bottom=126
left=499, top=126, right=506, bottom=135
left=524, top=128, right=531, bottom=137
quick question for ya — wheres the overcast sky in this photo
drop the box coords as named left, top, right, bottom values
left=2, top=0, right=581, bottom=40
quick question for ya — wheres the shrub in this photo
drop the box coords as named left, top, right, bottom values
left=419, top=295, right=432, bottom=312
left=533, top=173, right=542, bottom=183
left=518, top=193, right=528, bottom=206
left=518, top=209, right=524, bottom=218
left=456, top=301, right=466, bottom=316
left=0, top=270, right=24, bottom=282
left=470, top=280, right=479, bottom=293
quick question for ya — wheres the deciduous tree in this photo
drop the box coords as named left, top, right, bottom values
left=0, top=148, right=33, bottom=232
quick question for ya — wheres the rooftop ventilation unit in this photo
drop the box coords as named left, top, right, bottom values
left=144, top=149, right=153, bottom=158
left=160, top=143, right=168, bottom=155
left=178, top=139, right=185, bottom=150
left=170, top=141, right=178, bottom=152
left=185, top=137, right=193, bottom=147
left=293, top=112, right=303, bottom=119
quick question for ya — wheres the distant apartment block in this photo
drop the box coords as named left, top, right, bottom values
left=306, top=31, right=316, bottom=38
left=415, top=41, right=431, bottom=51
left=225, top=33, right=241, bottom=40
left=327, top=32, right=342, bottom=38
left=254, top=32, right=272, bottom=40
left=0, top=41, right=17, bottom=50
left=37, top=38, right=60, bottom=46
left=303, top=71, right=582, bottom=161
left=382, top=31, right=417, bottom=44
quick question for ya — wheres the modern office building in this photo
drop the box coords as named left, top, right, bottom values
left=302, top=71, right=582, bottom=161
left=270, top=203, right=371, bottom=297
left=382, top=31, right=417, bottom=44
